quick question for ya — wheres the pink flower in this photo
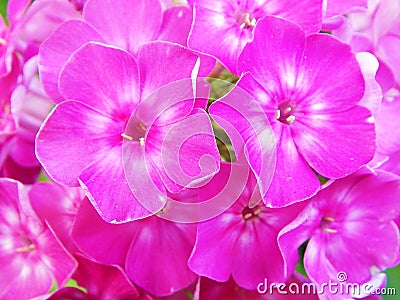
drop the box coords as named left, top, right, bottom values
left=188, top=163, right=306, bottom=289
left=39, top=0, right=200, bottom=102
left=29, top=181, right=85, bottom=252
left=36, top=41, right=220, bottom=222
left=1, top=56, right=54, bottom=183
left=278, top=169, right=400, bottom=288
left=188, top=0, right=323, bottom=73
left=210, top=16, right=376, bottom=207
left=323, top=0, right=367, bottom=30
left=72, top=197, right=197, bottom=297
left=0, top=178, right=76, bottom=299
left=333, top=0, right=400, bottom=91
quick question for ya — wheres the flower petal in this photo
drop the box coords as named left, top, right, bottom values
left=38, top=20, right=105, bottom=102
left=79, top=144, right=157, bottom=223
left=292, top=106, right=376, bottom=179
left=59, top=42, right=139, bottom=116
left=83, top=0, right=162, bottom=53
left=126, top=217, right=197, bottom=297
left=36, top=101, right=123, bottom=186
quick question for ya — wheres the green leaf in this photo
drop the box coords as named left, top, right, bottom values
left=0, top=0, right=7, bottom=21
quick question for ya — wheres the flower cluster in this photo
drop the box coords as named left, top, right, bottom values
left=0, top=0, right=400, bottom=299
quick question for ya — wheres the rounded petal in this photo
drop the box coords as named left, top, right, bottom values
left=292, top=106, right=376, bottom=179
left=38, top=19, right=105, bottom=102
left=83, top=0, right=162, bottom=53
left=36, top=101, right=124, bottom=186
left=126, top=217, right=197, bottom=297
left=59, top=42, right=139, bottom=116
left=79, top=145, right=157, bottom=223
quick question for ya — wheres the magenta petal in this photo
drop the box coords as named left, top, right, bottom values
left=138, top=41, right=202, bottom=100
left=79, top=145, right=156, bottom=223
left=73, top=254, right=139, bottom=299
left=265, top=124, right=320, bottom=207
left=146, top=108, right=220, bottom=193
left=6, top=0, right=30, bottom=24
left=125, top=217, right=197, bottom=297
left=29, top=182, right=84, bottom=252
left=158, top=6, right=193, bottom=46
left=83, top=0, right=162, bottom=54
left=376, top=96, right=400, bottom=156
left=72, top=199, right=135, bottom=266
left=36, top=101, right=123, bottom=186
left=123, top=141, right=167, bottom=216
left=292, top=106, right=376, bottom=178
left=38, top=20, right=105, bottom=102
left=59, top=42, right=139, bottom=116
left=189, top=215, right=241, bottom=282
left=296, top=34, right=365, bottom=114
left=188, top=1, right=247, bottom=73
left=208, top=80, right=276, bottom=197
left=0, top=179, right=77, bottom=299
left=238, top=16, right=305, bottom=83
left=263, top=0, right=323, bottom=34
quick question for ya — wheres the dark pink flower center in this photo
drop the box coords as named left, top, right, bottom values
left=276, top=101, right=297, bottom=124
left=236, top=12, right=257, bottom=29
left=121, top=121, right=147, bottom=146
left=319, top=216, right=338, bottom=234
left=16, top=237, right=35, bottom=253
left=242, top=205, right=262, bottom=221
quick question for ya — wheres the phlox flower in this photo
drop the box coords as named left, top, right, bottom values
left=278, top=169, right=400, bottom=290
left=188, top=163, right=306, bottom=289
left=0, top=178, right=76, bottom=299
left=333, top=0, right=400, bottom=91
left=39, top=0, right=200, bottom=102
left=188, top=0, right=323, bottom=73
left=72, top=197, right=197, bottom=297
left=323, top=0, right=368, bottom=30
left=29, top=181, right=85, bottom=252
left=36, top=41, right=220, bottom=222
left=210, top=16, right=376, bottom=207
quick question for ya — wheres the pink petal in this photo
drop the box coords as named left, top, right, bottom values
left=265, top=124, right=320, bottom=207
left=325, top=0, right=367, bottom=17
left=146, top=108, right=220, bottom=193
left=72, top=199, right=135, bottom=266
left=38, top=20, right=105, bottom=102
left=29, top=182, right=84, bottom=252
left=258, top=0, right=323, bottom=34
left=158, top=6, right=193, bottom=46
left=376, top=96, right=400, bottom=156
left=73, top=254, right=139, bottom=299
left=238, top=16, right=306, bottom=83
left=356, top=52, right=382, bottom=116
left=296, top=34, right=365, bottom=114
left=291, top=106, right=376, bottom=178
left=6, top=0, right=30, bottom=24
left=188, top=213, right=241, bottom=282
left=79, top=144, right=157, bottom=223
left=138, top=41, right=202, bottom=100
left=59, top=42, right=139, bottom=116
left=83, top=0, right=162, bottom=54
left=188, top=1, right=248, bottom=73
left=208, top=77, right=276, bottom=198
left=377, top=33, right=400, bottom=86
left=126, top=217, right=197, bottom=297
left=36, top=100, right=123, bottom=186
